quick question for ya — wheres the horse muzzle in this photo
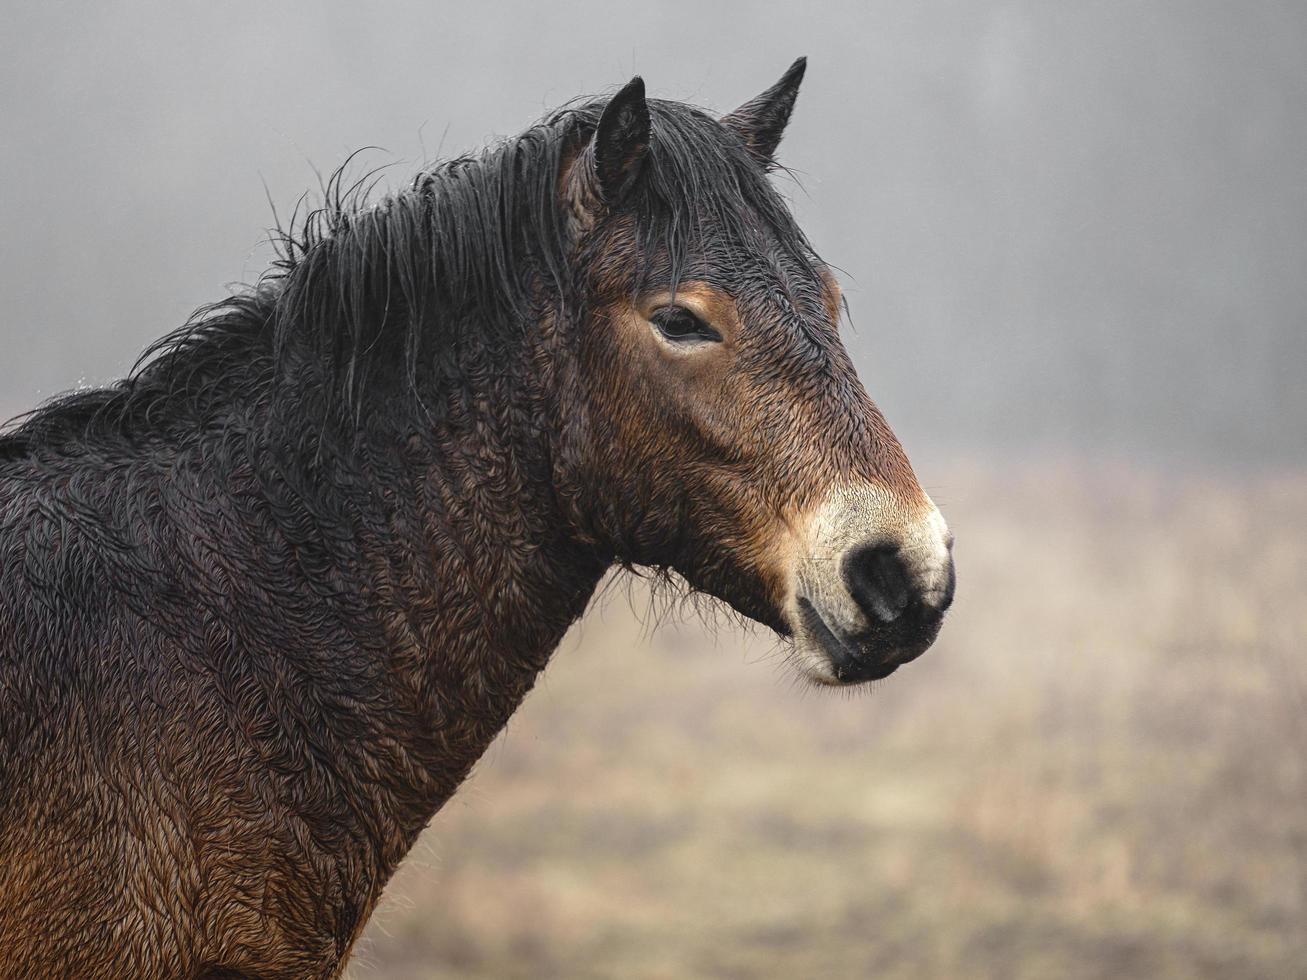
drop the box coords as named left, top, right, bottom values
left=786, top=485, right=955, bottom=685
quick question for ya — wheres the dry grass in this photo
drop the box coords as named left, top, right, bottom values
left=348, top=457, right=1307, bottom=980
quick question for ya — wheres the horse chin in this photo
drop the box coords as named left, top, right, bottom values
left=788, top=595, right=938, bottom=687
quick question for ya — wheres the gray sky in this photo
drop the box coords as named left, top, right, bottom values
left=2, top=0, right=1303, bottom=467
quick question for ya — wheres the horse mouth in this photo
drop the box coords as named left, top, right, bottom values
left=793, top=596, right=938, bottom=685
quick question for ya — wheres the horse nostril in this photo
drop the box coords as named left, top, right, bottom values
left=842, top=544, right=912, bottom=624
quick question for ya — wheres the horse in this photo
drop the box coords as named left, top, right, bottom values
left=0, top=59, right=954, bottom=978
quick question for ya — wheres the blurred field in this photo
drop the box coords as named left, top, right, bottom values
left=349, top=458, right=1307, bottom=980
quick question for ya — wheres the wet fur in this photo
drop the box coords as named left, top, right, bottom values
left=0, top=69, right=917, bottom=977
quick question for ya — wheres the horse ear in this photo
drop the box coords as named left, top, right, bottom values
left=591, top=76, right=651, bottom=204
left=721, top=57, right=807, bottom=165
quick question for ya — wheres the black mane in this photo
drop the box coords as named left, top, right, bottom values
left=0, top=95, right=814, bottom=460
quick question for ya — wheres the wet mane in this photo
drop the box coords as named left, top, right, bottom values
left=0, top=96, right=813, bottom=460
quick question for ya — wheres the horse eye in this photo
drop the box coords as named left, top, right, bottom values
left=650, top=306, right=721, bottom=344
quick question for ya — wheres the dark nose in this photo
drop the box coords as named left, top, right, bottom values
left=842, top=543, right=953, bottom=627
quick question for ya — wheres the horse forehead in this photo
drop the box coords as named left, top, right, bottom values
left=730, top=257, right=831, bottom=324
left=730, top=260, right=849, bottom=368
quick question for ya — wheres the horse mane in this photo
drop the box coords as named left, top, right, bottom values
left=0, top=94, right=814, bottom=461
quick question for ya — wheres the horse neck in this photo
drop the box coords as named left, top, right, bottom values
left=255, top=316, right=608, bottom=858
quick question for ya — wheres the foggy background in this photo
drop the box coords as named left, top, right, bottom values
left=3, top=0, right=1303, bottom=464
left=2, top=2, right=1304, bottom=978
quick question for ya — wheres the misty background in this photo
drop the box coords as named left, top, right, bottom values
left=2, top=0, right=1303, bottom=466
left=2, top=3, right=1305, bottom=978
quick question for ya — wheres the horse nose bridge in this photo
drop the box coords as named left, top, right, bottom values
left=812, top=383, right=925, bottom=501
